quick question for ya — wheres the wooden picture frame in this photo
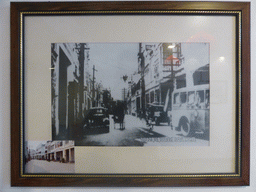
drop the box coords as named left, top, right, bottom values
left=11, top=1, right=250, bottom=187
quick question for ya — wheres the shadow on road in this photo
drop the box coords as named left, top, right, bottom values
left=75, top=127, right=168, bottom=147
left=139, top=128, right=167, bottom=138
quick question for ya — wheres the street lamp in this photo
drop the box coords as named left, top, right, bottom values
left=122, top=75, right=128, bottom=82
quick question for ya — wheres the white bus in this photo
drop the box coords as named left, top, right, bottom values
left=171, top=84, right=209, bottom=137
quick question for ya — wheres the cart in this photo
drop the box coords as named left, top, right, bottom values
left=112, top=101, right=126, bottom=130
left=112, top=115, right=125, bottom=130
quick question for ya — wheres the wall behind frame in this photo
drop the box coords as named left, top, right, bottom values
left=0, top=0, right=255, bottom=192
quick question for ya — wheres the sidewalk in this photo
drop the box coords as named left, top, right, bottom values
left=25, top=160, right=75, bottom=174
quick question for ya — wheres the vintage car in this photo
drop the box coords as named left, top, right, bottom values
left=147, top=103, right=170, bottom=126
left=83, top=107, right=110, bottom=134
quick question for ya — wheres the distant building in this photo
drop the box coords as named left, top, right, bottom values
left=46, top=141, right=75, bottom=163
left=35, top=143, right=46, bottom=160
left=30, top=149, right=36, bottom=160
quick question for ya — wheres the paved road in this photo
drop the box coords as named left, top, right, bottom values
left=75, top=115, right=209, bottom=146
left=25, top=160, right=75, bottom=174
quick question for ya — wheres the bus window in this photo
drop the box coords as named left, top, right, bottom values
left=205, top=90, right=210, bottom=108
left=180, top=92, right=187, bottom=104
left=173, top=93, right=179, bottom=104
left=196, top=90, right=204, bottom=103
left=188, top=91, right=195, bottom=105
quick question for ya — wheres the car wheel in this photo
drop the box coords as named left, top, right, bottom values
left=105, top=125, right=110, bottom=133
left=180, top=119, right=192, bottom=137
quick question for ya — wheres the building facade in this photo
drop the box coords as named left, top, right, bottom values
left=35, top=143, right=46, bottom=160
left=51, top=43, right=108, bottom=140
left=46, top=140, right=75, bottom=163
left=127, top=42, right=209, bottom=117
left=51, top=43, right=91, bottom=140
left=26, top=141, right=75, bottom=163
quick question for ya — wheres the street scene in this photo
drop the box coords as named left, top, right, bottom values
left=51, top=42, right=210, bottom=146
left=75, top=114, right=208, bottom=146
left=24, top=140, right=75, bottom=173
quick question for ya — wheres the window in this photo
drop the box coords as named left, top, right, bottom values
left=205, top=90, right=210, bottom=108
left=155, top=89, right=160, bottom=103
left=146, top=94, right=149, bottom=104
left=193, top=64, right=209, bottom=85
left=173, top=93, right=179, bottom=104
left=196, top=90, right=204, bottom=103
left=188, top=91, right=195, bottom=104
left=180, top=92, right=187, bottom=104
left=176, top=74, right=186, bottom=89
left=150, top=91, right=154, bottom=103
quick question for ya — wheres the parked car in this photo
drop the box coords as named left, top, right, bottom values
left=83, top=107, right=110, bottom=134
left=147, top=103, right=170, bottom=126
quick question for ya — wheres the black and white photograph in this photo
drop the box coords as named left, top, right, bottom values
left=24, top=140, right=75, bottom=174
left=51, top=42, right=210, bottom=146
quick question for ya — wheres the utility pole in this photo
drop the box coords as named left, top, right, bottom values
left=78, top=43, right=85, bottom=121
left=163, top=43, right=180, bottom=112
left=138, top=43, right=146, bottom=118
left=92, top=65, right=97, bottom=107
left=74, top=43, right=89, bottom=119
left=122, top=88, right=126, bottom=101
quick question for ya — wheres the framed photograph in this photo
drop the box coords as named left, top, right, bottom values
left=11, top=1, right=250, bottom=187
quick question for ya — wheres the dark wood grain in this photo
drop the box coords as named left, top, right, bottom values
left=11, top=1, right=250, bottom=187
left=11, top=1, right=250, bottom=12
left=240, top=2, right=251, bottom=186
left=11, top=2, right=22, bottom=187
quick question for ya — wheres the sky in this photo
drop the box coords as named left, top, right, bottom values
left=88, top=43, right=139, bottom=100
left=27, top=141, right=47, bottom=150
